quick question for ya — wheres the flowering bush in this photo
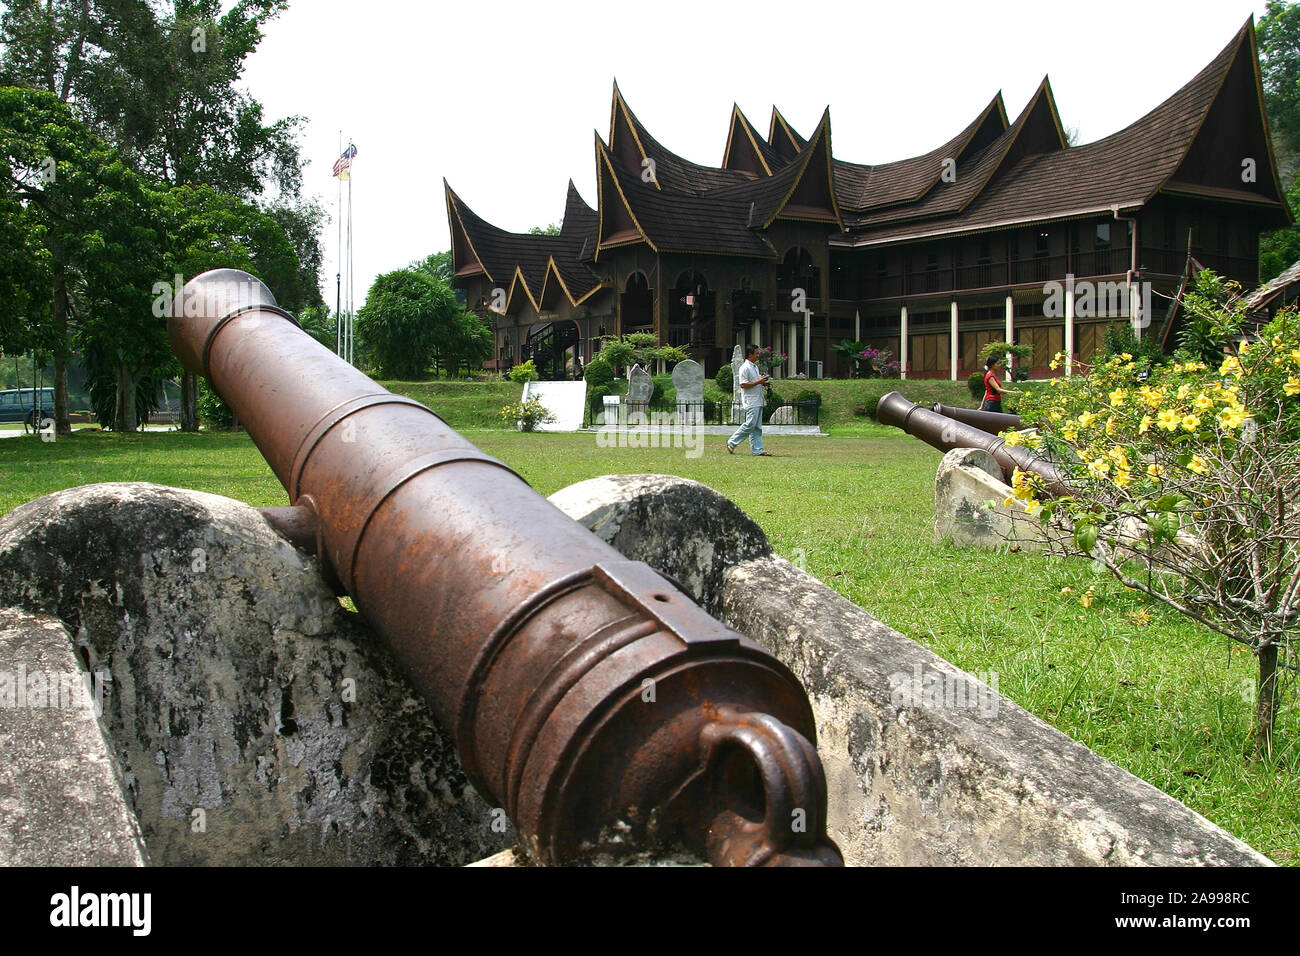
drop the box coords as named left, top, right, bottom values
left=500, top=397, right=556, bottom=432
left=755, top=346, right=787, bottom=375
left=858, top=346, right=901, bottom=378
left=1010, top=278, right=1300, bottom=758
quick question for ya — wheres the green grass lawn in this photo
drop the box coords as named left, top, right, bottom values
left=2, top=390, right=1296, bottom=863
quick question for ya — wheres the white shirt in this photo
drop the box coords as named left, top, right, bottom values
left=738, top=359, right=764, bottom=408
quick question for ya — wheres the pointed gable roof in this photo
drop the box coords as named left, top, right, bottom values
left=723, top=104, right=787, bottom=178
left=831, top=93, right=1009, bottom=213
left=768, top=106, right=806, bottom=162
left=712, top=109, right=843, bottom=229
left=609, top=81, right=750, bottom=195
left=595, top=135, right=777, bottom=258
left=444, top=180, right=595, bottom=309
left=844, top=76, right=1066, bottom=233
left=841, top=18, right=1288, bottom=245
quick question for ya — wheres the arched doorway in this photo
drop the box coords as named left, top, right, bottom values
left=621, top=272, right=652, bottom=333
left=669, top=271, right=716, bottom=349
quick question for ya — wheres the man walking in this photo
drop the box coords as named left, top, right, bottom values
left=726, top=344, right=771, bottom=456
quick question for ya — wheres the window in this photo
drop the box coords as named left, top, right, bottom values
left=1095, top=222, right=1111, bottom=245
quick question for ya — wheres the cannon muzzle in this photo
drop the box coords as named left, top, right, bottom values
left=931, top=402, right=1023, bottom=435
left=878, top=391, right=1068, bottom=496
left=169, top=269, right=842, bottom=866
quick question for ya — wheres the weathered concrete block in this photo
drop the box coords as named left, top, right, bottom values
left=0, top=483, right=512, bottom=866
left=0, top=607, right=147, bottom=866
left=551, top=473, right=1271, bottom=866
left=549, top=474, right=770, bottom=616
left=935, top=447, right=1045, bottom=550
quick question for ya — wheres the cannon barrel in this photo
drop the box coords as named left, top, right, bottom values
left=878, top=391, right=1068, bottom=496
left=169, top=269, right=841, bottom=866
left=930, top=402, right=1022, bottom=435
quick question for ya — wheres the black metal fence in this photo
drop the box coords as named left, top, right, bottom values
left=587, top=397, right=820, bottom=428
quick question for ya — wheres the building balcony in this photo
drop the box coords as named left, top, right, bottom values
left=855, top=248, right=1257, bottom=302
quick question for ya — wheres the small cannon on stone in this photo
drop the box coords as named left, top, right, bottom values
left=168, top=269, right=842, bottom=867
left=877, top=391, right=1068, bottom=497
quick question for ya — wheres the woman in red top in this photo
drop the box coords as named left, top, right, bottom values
left=981, top=354, right=1017, bottom=413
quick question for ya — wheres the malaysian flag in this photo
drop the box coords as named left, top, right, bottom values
left=332, top=143, right=358, bottom=177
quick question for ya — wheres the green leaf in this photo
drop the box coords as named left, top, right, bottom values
left=1075, top=523, right=1098, bottom=555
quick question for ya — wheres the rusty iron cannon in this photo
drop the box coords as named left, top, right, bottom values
left=169, top=269, right=842, bottom=867
left=930, top=402, right=1022, bottom=435
left=877, top=391, right=1069, bottom=496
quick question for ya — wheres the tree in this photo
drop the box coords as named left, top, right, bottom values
left=594, top=332, right=688, bottom=375
left=1259, top=0, right=1300, bottom=174
left=0, top=87, right=169, bottom=434
left=432, top=310, right=492, bottom=377
left=1, top=0, right=319, bottom=431
left=297, top=305, right=337, bottom=351
left=1256, top=1, right=1300, bottom=280
left=1010, top=273, right=1300, bottom=758
left=528, top=222, right=561, bottom=235
left=410, top=250, right=453, bottom=284
left=356, top=269, right=457, bottom=379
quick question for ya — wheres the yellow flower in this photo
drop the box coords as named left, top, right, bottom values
left=1108, top=446, right=1129, bottom=467
left=1087, top=458, right=1111, bottom=479
left=1003, top=496, right=1016, bottom=508
left=1177, top=383, right=1192, bottom=401
left=1109, top=388, right=1128, bottom=405
left=1286, top=377, right=1300, bottom=397
left=1181, top=413, right=1201, bottom=432
left=1140, top=386, right=1165, bottom=408
left=1105, top=418, right=1119, bottom=436
left=1003, top=430, right=1023, bottom=446
left=1187, top=454, right=1209, bottom=475
left=1049, top=410, right=1063, bottom=422
left=1157, top=409, right=1180, bottom=431
left=1291, top=349, right=1300, bottom=365
left=1193, top=393, right=1214, bottom=412
left=1138, top=414, right=1154, bottom=434
left=1077, top=411, right=1098, bottom=428
left=1113, top=469, right=1134, bottom=488
left=1125, top=609, right=1151, bottom=626
left=1220, top=356, right=1243, bottom=377
left=1146, top=462, right=1165, bottom=479
left=1120, top=352, right=1133, bottom=361
left=1080, top=591, right=1094, bottom=609
left=1060, top=586, right=1074, bottom=595
left=1062, top=424, right=1078, bottom=443
left=1217, top=405, right=1247, bottom=429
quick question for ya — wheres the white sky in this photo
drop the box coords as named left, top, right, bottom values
left=238, top=0, right=1269, bottom=308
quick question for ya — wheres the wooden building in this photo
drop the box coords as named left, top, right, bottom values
left=447, top=19, right=1289, bottom=380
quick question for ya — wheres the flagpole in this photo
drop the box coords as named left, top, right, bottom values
left=336, top=130, right=343, bottom=358
left=347, top=171, right=354, bottom=364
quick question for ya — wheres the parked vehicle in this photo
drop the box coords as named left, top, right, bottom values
left=0, top=387, right=55, bottom=428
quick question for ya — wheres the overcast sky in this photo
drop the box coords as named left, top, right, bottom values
left=238, top=0, right=1268, bottom=309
